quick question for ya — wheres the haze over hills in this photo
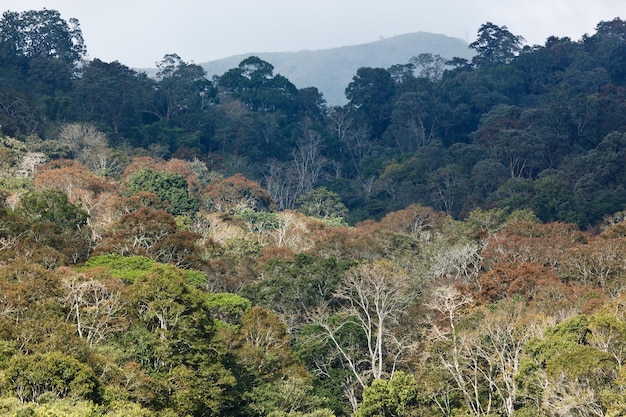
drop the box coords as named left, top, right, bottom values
left=198, top=32, right=474, bottom=105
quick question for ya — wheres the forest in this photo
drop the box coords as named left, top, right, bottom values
left=0, top=7, right=625, bottom=417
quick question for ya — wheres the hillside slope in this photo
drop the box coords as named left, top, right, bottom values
left=199, top=32, right=473, bottom=105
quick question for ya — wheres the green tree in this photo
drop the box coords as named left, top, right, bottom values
left=297, top=187, right=348, bottom=224
left=0, top=9, right=85, bottom=68
left=124, top=264, right=238, bottom=415
left=218, top=56, right=298, bottom=113
left=471, top=105, right=544, bottom=178
left=345, top=67, right=396, bottom=138
left=72, top=59, right=154, bottom=138
left=125, top=168, right=199, bottom=216
left=356, top=372, right=418, bottom=417
left=151, top=53, right=216, bottom=129
left=4, top=351, right=99, bottom=403
left=520, top=314, right=619, bottom=416
left=469, top=22, right=525, bottom=66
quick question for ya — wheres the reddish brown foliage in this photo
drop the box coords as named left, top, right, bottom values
left=96, top=207, right=178, bottom=257
left=378, top=203, right=446, bottom=238
left=119, top=156, right=160, bottom=182
left=114, top=191, right=169, bottom=215
left=203, top=173, right=275, bottom=213
left=481, top=221, right=586, bottom=268
left=34, top=159, right=116, bottom=197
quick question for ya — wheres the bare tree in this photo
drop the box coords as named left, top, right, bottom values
left=426, top=284, right=491, bottom=416
left=16, top=151, right=47, bottom=178
left=293, top=127, right=326, bottom=196
left=264, top=159, right=300, bottom=210
left=312, top=260, right=416, bottom=411
left=63, top=275, right=127, bottom=347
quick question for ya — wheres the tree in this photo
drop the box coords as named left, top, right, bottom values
left=384, top=92, right=436, bottom=154
left=520, top=314, right=619, bottom=416
left=218, top=56, right=298, bottom=112
left=410, top=53, right=447, bottom=82
left=5, top=351, right=99, bottom=403
left=345, top=67, right=396, bottom=138
left=292, top=125, right=327, bottom=197
left=72, top=59, right=154, bottom=137
left=125, top=168, right=199, bottom=216
left=17, top=189, right=92, bottom=265
left=356, top=371, right=418, bottom=417
left=52, top=123, right=121, bottom=175
left=124, top=264, right=238, bottom=415
left=312, top=260, right=415, bottom=411
left=0, top=9, right=85, bottom=68
left=471, top=105, right=544, bottom=178
left=203, top=173, right=275, bottom=213
left=97, top=206, right=177, bottom=258
left=469, top=22, right=525, bottom=66
left=585, top=18, right=626, bottom=83
left=297, top=187, right=348, bottom=223
left=151, top=53, right=215, bottom=127
left=62, top=273, right=127, bottom=347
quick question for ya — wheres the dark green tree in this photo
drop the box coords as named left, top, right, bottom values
left=345, top=67, right=396, bottom=139
left=218, top=56, right=298, bottom=113
left=72, top=59, right=154, bottom=138
left=152, top=53, right=215, bottom=126
left=469, top=22, right=525, bottom=66
left=0, top=9, right=85, bottom=69
left=297, top=187, right=348, bottom=223
left=125, top=168, right=199, bottom=216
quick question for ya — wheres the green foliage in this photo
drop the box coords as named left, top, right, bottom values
left=79, top=254, right=156, bottom=283
left=245, top=254, right=354, bottom=329
left=356, top=372, right=418, bottom=417
left=4, top=352, right=100, bottom=403
left=218, top=56, right=298, bottom=113
left=125, top=168, right=198, bottom=216
left=204, top=292, right=251, bottom=326
left=297, top=187, right=348, bottom=224
left=5, top=11, right=626, bottom=416
left=19, top=189, right=88, bottom=232
left=469, top=22, right=524, bottom=65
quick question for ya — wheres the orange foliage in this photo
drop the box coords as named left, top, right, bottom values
left=33, top=160, right=119, bottom=239
left=469, top=261, right=603, bottom=315
left=34, top=159, right=115, bottom=198
left=258, top=246, right=295, bottom=263
left=119, top=156, right=160, bottom=182
left=203, top=173, right=275, bottom=213
left=113, top=191, right=169, bottom=215
left=378, top=203, right=446, bottom=239
left=481, top=221, right=586, bottom=268
left=309, top=221, right=383, bottom=260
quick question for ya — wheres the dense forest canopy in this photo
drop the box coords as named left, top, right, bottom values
left=2, top=11, right=626, bottom=226
left=0, top=8, right=625, bottom=417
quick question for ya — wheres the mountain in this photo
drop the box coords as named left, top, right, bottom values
left=199, top=32, right=474, bottom=105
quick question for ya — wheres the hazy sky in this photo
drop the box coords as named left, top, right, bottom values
left=2, top=1, right=624, bottom=68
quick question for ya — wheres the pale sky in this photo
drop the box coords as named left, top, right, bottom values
left=2, top=0, right=625, bottom=68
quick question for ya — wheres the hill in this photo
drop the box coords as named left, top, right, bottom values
left=198, top=32, right=473, bottom=105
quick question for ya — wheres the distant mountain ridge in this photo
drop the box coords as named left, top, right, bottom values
left=199, top=32, right=474, bottom=105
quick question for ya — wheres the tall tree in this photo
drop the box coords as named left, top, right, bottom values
left=0, top=9, right=85, bottom=69
left=152, top=53, right=215, bottom=126
left=345, top=67, right=396, bottom=139
left=469, top=22, right=525, bottom=66
left=72, top=59, right=154, bottom=137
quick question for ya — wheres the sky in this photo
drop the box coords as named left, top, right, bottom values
left=2, top=0, right=625, bottom=68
